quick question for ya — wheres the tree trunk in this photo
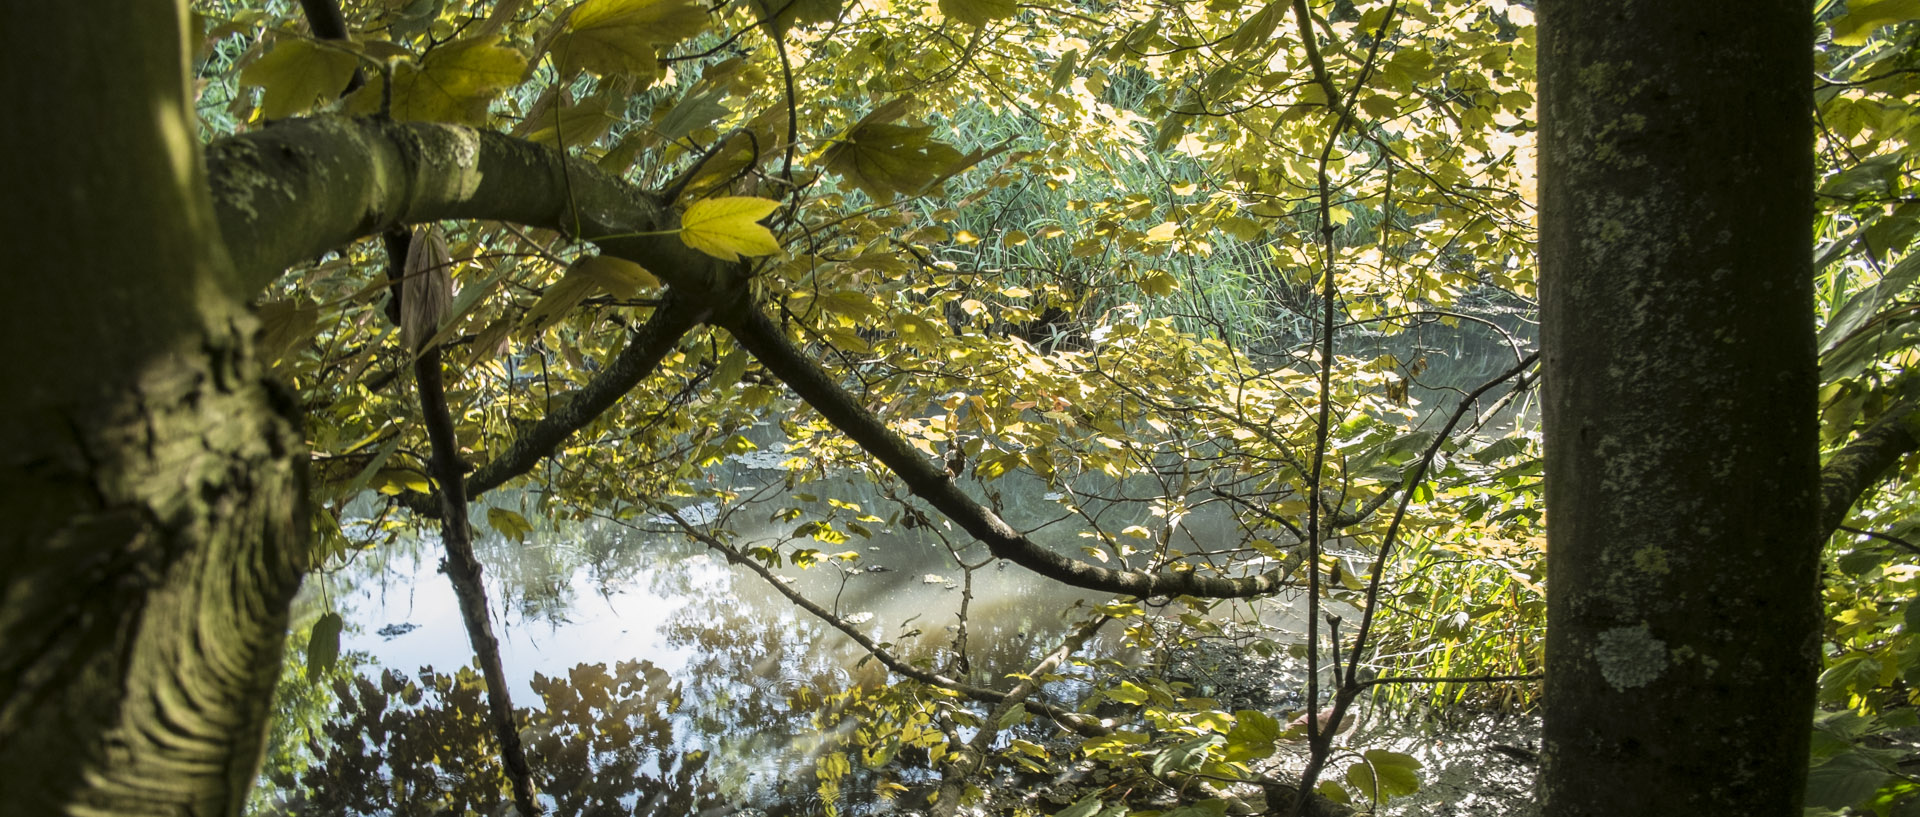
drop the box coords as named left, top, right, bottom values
left=1538, top=2, right=1819, bottom=815
left=0, top=3, right=306, bottom=813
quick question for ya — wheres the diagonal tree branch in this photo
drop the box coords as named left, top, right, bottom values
left=721, top=306, right=1295, bottom=599
left=1819, top=400, right=1920, bottom=541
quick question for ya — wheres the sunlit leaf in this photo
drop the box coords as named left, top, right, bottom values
left=391, top=37, right=528, bottom=125
left=572, top=254, right=660, bottom=297
left=1830, top=0, right=1920, bottom=46
left=680, top=196, right=782, bottom=261
left=240, top=39, right=358, bottom=119
left=552, top=0, right=709, bottom=78
left=939, top=0, right=1017, bottom=26
left=819, top=98, right=966, bottom=200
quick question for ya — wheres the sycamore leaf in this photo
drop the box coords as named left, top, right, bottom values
left=551, top=0, right=709, bottom=78
left=240, top=39, right=358, bottom=119
left=523, top=90, right=617, bottom=147
left=820, top=100, right=967, bottom=199
left=939, top=0, right=1017, bottom=26
left=391, top=37, right=528, bottom=125
left=680, top=196, right=782, bottom=261
left=520, top=263, right=600, bottom=335
left=572, top=254, right=660, bottom=297
left=1831, top=0, right=1920, bottom=46
left=487, top=507, right=535, bottom=543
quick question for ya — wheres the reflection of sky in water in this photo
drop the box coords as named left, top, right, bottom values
left=295, top=434, right=1351, bottom=811
left=337, top=543, right=707, bottom=697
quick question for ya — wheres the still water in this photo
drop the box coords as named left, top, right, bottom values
left=253, top=446, right=1335, bottom=815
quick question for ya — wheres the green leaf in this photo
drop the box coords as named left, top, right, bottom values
left=572, top=254, right=660, bottom=297
left=1472, top=436, right=1530, bottom=464
left=240, top=39, right=359, bottom=119
left=1830, top=0, right=1920, bottom=46
left=680, top=196, right=782, bottom=261
left=939, top=0, right=1017, bottom=26
left=652, top=85, right=733, bottom=143
left=1149, top=734, right=1221, bottom=777
left=552, top=0, right=709, bottom=78
left=712, top=348, right=750, bottom=390
left=1361, top=749, right=1422, bottom=797
left=1820, top=250, right=1920, bottom=356
left=524, top=90, right=618, bottom=147
left=1106, top=680, right=1150, bottom=705
left=520, top=259, right=603, bottom=335
left=1054, top=796, right=1105, bottom=817
left=1224, top=709, right=1280, bottom=762
left=391, top=37, right=528, bottom=125
left=487, top=507, right=535, bottom=543
left=996, top=702, right=1030, bottom=729
left=1806, top=751, right=1896, bottom=808
left=306, top=612, right=344, bottom=682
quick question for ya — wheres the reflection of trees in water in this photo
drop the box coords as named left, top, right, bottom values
left=264, top=661, right=722, bottom=816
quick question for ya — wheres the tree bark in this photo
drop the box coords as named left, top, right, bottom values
left=1538, top=2, right=1819, bottom=815
left=0, top=2, right=307, bottom=813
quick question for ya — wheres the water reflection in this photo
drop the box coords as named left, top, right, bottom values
left=264, top=660, right=724, bottom=816
left=258, top=424, right=1365, bottom=816
left=257, top=495, right=1133, bottom=814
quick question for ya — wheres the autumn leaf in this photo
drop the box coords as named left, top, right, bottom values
left=939, top=0, right=1017, bottom=26
left=572, top=254, right=660, bottom=297
left=391, top=36, right=528, bottom=125
left=680, top=197, right=782, bottom=261
left=820, top=99, right=966, bottom=200
left=240, top=39, right=358, bottom=119
left=550, top=0, right=709, bottom=79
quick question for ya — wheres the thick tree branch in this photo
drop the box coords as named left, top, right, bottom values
left=722, top=307, right=1292, bottom=599
left=1819, top=400, right=1920, bottom=540
left=204, top=118, right=736, bottom=302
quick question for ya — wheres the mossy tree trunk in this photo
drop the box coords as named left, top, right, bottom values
left=0, top=3, right=307, bottom=813
left=1538, top=2, right=1820, bottom=814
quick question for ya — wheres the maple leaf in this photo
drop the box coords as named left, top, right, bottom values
left=680, top=197, right=782, bottom=261
left=550, top=0, right=709, bottom=79
left=391, top=37, right=528, bottom=125
left=240, top=39, right=358, bottom=119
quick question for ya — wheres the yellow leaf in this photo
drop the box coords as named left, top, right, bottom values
left=1143, top=222, right=1179, bottom=243
left=520, top=263, right=600, bottom=335
left=680, top=196, right=782, bottom=261
left=572, top=254, right=660, bottom=297
left=240, top=39, right=358, bottom=119
left=552, top=0, right=709, bottom=78
left=391, top=37, right=528, bottom=125
left=1139, top=269, right=1180, bottom=297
